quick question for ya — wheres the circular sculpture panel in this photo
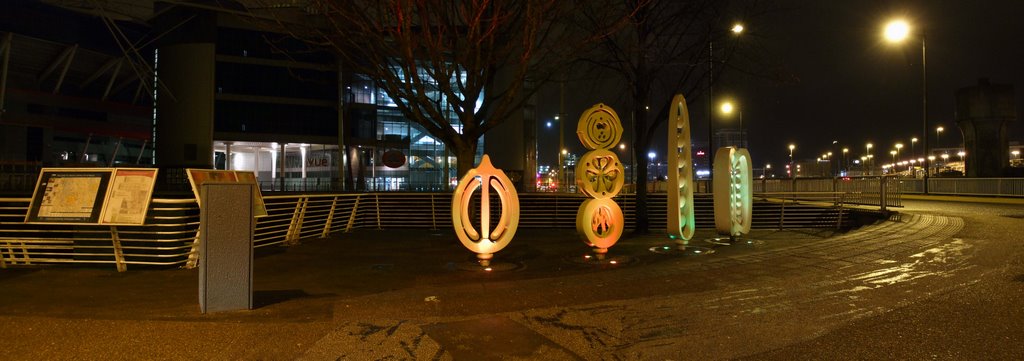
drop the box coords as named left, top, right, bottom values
left=451, top=155, right=520, bottom=265
left=576, top=149, right=625, bottom=199
left=576, top=198, right=624, bottom=253
left=576, top=103, right=623, bottom=150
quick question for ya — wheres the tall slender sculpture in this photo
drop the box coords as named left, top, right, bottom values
left=451, top=155, right=520, bottom=266
left=712, top=147, right=753, bottom=239
left=575, top=104, right=625, bottom=258
left=667, top=94, right=696, bottom=242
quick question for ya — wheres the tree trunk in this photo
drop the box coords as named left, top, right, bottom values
left=632, top=95, right=651, bottom=233
left=453, top=138, right=480, bottom=179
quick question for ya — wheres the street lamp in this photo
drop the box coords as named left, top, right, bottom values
left=842, top=148, right=849, bottom=175
left=890, top=150, right=897, bottom=163
left=884, top=17, right=929, bottom=186
left=895, top=143, right=903, bottom=161
left=911, top=137, right=918, bottom=159
left=708, top=22, right=745, bottom=179
left=865, top=142, right=874, bottom=175
left=936, top=126, right=944, bottom=149
left=788, top=144, right=796, bottom=179
left=764, top=163, right=771, bottom=178
left=719, top=100, right=744, bottom=147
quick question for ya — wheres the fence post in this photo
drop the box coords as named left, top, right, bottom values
left=186, top=229, right=201, bottom=269
left=835, top=193, right=845, bottom=230
left=879, top=176, right=888, bottom=212
left=375, top=194, right=382, bottom=230
left=431, top=193, right=438, bottom=230
left=779, top=196, right=787, bottom=230
left=322, top=196, right=338, bottom=238
left=110, top=226, right=127, bottom=272
left=345, top=195, right=361, bottom=232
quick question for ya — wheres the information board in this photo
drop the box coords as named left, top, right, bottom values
left=25, top=168, right=114, bottom=224
left=185, top=169, right=238, bottom=206
left=99, top=168, right=159, bottom=225
left=186, top=169, right=267, bottom=217
left=233, top=171, right=268, bottom=217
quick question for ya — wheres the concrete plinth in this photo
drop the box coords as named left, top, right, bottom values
left=955, top=79, right=1016, bottom=177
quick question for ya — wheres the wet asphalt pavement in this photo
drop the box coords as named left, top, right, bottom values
left=1, top=196, right=1023, bottom=360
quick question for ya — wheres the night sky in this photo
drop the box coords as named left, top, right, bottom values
left=535, top=0, right=1024, bottom=172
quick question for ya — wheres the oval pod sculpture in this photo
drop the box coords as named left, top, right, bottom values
left=666, top=94, right=696, bottom=242
left=575, top=103, right=625, bottom=257
left=712, top=147, right=753, bottom=237
left=451, top=155, right=520, bottom=266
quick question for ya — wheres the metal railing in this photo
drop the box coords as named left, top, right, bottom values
left=754, top=176, right=902, bottom=208
left=899, top=177, right=1024, bottom=197
left=2, top=191, right=867, bottom=271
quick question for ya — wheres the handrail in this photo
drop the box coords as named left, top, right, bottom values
left=1, top=190, right=870, bottom=271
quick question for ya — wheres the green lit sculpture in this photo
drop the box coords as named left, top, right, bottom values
left=666, top=94, right=696, bottom=242
left=712, top=147, right=753, bottom=238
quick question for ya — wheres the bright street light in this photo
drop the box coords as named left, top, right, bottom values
left=720, top=101, right=734, bottom=114
left=731, top=23, right=745, bottom=34
left=884, top=19, right=910, bottom=43
left=882, top=16, right=930, bottom=186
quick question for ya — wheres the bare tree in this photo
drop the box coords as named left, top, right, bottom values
left=295, top=0, right=569, bottom=177
left=571, top=0, right=768, bottom=232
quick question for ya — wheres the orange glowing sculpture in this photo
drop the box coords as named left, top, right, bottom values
left=667, top=94, right=696, bottom=242
left=576, top=149, right=624, bottom=199
left=576, top=103, right=626, bottom=256
left=451, top=155, right=520, bottom=266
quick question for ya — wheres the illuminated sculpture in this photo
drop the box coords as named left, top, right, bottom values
left=451, top=155, right=520, bottom=266
left=666, top=94, right=696, bottom=242
left=575, top=104, right=625, bottom=257
left=712, top=147, right=753, bottom=238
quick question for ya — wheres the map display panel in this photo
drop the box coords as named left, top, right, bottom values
left=26, top=169, right=113, bottom=224
left=99, top=168, right=159, bottom=225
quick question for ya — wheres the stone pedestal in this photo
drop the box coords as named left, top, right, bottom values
left=955, top=79, right=1016, bottom=177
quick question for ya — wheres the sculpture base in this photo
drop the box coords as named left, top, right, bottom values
left=454, top=260, right=521, bottom=272
left=566, top=253, right=635, bottom=267
left=704, top=236, right=762, bottom=246
left=648, top=244, right=715, bottom=256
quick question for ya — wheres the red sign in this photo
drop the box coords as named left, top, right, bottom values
left=382, top=150, right=406, bottom=168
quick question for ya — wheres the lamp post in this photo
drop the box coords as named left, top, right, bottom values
left=866, top=142, right=873, bottom=175
left=842, top=148, right=849, bottom=175
left=890, top=150, right=897, bottom=163
left=895, top=143, right=903, bottom=162
left=788, top=144, right=796, bottom=179
left=647, top=151, right=655, bottom=191
left=707, top=23, right=745, bottom=180
left=719, top=100, right=743, bottom=147
left=911, top=137, right=918, bottom=159
left=764, top=163, right=771, bottom=178
left=936, top=126, right=944, bottom=149
left=884, top=18, right=929, bottom=188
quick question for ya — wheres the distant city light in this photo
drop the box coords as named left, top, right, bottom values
left=546, top=121, right=552, bottom=127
